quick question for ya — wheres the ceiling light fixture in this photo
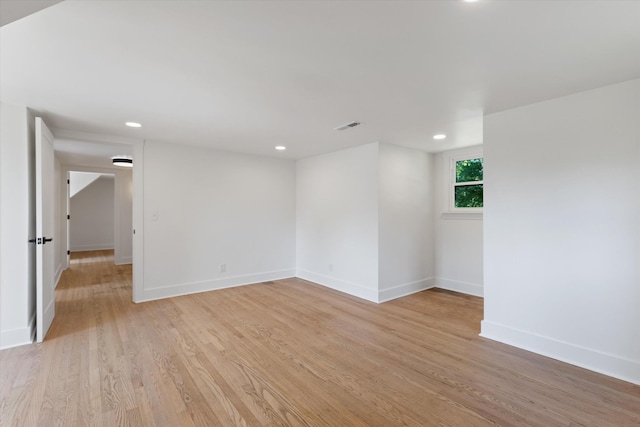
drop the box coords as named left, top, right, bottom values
left=463, top=0, right=479, bottom=3
left=125, top=122, right=142, bottom=128
left=275, top=145, right=286, bottom=151
left=112, top=157, right=133, bottom=167
left=433, top=134, right=447, bottom=140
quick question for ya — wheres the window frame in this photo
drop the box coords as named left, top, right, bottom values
left=449, top=152, right=483, bottom=214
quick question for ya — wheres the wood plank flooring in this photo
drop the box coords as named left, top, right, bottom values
left=1, top=250, right=638, bottom=426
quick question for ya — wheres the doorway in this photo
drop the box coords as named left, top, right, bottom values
left=65, top=169, right=132, bottom=270
left=68, top=171, right=116, bottom=261
left=52, top=134, right=142, bottom=303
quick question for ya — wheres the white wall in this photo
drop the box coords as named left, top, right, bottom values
left=482, top=79, right=640, bottom=385
left=378, top=143, right=435, bottom=302
left=69, top=172, right=101, bottom=198
left=434, top=146, right=484, bottom=296
left=69, top=175, right=115, bottom=251
left=0, top=103, right=35, bottom=349
left=114, top=169, right=132, bottom=265
left=297, top=142, right=436, bottom=303
left=296, top=143, right=380, bottom=301
left=140, top=141, right=296, bottom=301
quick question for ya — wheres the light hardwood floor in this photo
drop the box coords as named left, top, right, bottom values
left=1, top=250, right=638, bottom=426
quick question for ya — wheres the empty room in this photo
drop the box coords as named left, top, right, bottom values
left=1, top=1, right=638, bottom=426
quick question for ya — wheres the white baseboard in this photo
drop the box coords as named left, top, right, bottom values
left=136, top=269, right=296, bottom=303
left=435, top=277, right=484, bottom=297
left=0, top=312, right=35, bottom=350
left=42, top=297, right=55, bottom=341
left=54, top=263, right=64, bottom=289
left=70, top=244, right=114, bottom=252
left=115, top=256, right=132, bottom=265
left=295, top=270, right=378, bottom=303
left=378, top=278, right=435, bottom=303
left=480, top=320, right=640, bottom=386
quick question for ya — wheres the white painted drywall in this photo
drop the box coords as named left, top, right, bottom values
left=0, top=103, right=35, bottom=349
left=482, top=79, right=640, bottom=385
left=378, top=143, right=435, bottom=301
left=296, top=142, right=380, bottom=301
left=69, top=175, right=115, bottom=251
left=434, top=146, right=484, bottom=297
left=114, top=169, right=132, bottom=265
left=69, top=171, right=101, bottom=198
left=141, top=141, right=296, bottom=301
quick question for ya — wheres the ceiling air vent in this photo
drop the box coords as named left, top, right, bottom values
left=334, top=121, right=361, bottom=131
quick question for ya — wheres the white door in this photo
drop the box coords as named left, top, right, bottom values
left=35, top=117, right=56, bottom=342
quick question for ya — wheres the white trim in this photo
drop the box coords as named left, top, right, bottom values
left=435, top=277, right=484, bottom=297
left=137, top=269, right=295, bottom=303
left=132, top=140, right=144, bottom=303
left=65, top=171, right=70, bottom=269
left=449, top=153, right=483, bottom=213
left=440, top=212, right=483, bottom=221
left=52, top=128, right=142, bottom=146
left=0, top=313, right=35, bottom=350
left=443, top=146, right=484, bottom=214
left=378, top=278, right=435, bottom=303
left=54, top=262, right=64, bottom=289
left=115, top=257, right=132, bottom=266
left=295, top=270, right=378, bottom=303
left=480, top=320, right=640, bottom=386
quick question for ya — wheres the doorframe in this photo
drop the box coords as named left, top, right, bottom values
left=52, top=129, right=144, bottom=303
left=66, top=171, right=70, bottom=268
left=132, top=139, right=144, bottom=303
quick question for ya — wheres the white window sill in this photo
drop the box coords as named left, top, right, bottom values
left=441, top=212, right=483, bottom=220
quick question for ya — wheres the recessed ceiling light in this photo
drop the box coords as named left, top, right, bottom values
left=463, top=0, right=479, bottom=3
left=275, top=145, right=286, bottom=151
left=125, top=122, right=142, bottom=128
left=433, top=134, right=447, bottom=140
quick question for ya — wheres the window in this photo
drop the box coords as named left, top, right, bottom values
left=451, top=155, right=483, bottom=211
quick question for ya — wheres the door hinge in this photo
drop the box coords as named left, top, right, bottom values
left=67, top=250, right=70, bottom=255
left=67, top=214, right=70, bottom=220
left=67, top=179, right=70, bottom=184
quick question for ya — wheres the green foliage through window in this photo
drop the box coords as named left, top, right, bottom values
left=454, top=158, right=483, bottom=208
left=456, top=159, right=483, bottom=183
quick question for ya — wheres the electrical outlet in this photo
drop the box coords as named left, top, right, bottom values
left=220, top=264, right=226, bottom=273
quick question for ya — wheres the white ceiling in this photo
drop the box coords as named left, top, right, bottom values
left=0, top=0, right=63, bottom=27
left=55, top=136, right=133, bottom=169
left=1, top=0, right=639, bottom=160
